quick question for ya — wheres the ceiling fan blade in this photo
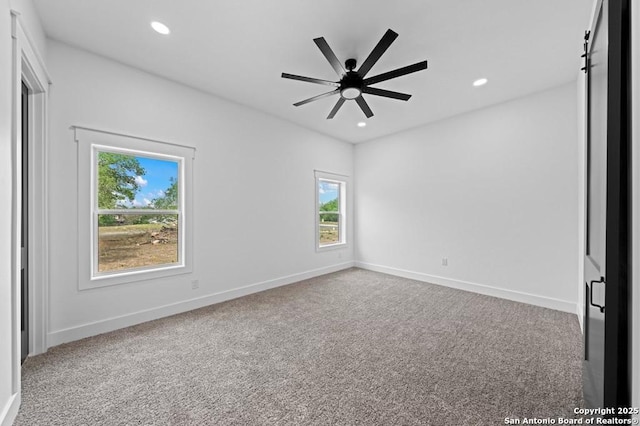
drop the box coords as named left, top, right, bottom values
left=293, top=89, right=340, bottom=107
left=363, top=61, right=428, bottom=86
left=355, top=96, right=374, bottom=118
left=327, top=98, right=346, bottom=119
left=313, top=37, right=346, bottom=76
left=362, top=87, right=412, bottom=101
left=282, top=73, right=340, bottom=87
left=357, top=29, right=398, bottom=77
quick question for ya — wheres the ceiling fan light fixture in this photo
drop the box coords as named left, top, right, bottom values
left=341, top=87, right=362, bottom=100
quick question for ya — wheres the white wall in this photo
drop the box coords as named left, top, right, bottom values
left=10, top=0, right=45, bottom=56
left=45, top=40, right=354, bottom=346
left=355, top=83, right=579, bottom=312
left=0, top=2, right=15, bottom=424
left=576, top=69, right=586, bottom=330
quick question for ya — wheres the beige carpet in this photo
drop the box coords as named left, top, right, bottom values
left=15, top=268, right=583, bottom=425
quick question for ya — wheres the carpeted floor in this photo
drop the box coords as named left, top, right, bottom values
left=15, top=268, right=583, bottom=425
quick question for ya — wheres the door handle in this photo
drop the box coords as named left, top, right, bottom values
left=589, top=276, right=605, bottom=313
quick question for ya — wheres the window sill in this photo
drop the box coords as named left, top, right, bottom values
left=80, top=263, right=192, bottom=290
left=317, top=242, right=348, bottom=252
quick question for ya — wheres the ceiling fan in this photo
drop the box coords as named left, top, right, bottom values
left=282, top=29, right=428, bottom=119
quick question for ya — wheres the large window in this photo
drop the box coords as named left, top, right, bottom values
left=95, top=150, right=180, bottom=274
left=75, top=127, right=194, bottom=289
left=315, top=171, right=347, bottom=250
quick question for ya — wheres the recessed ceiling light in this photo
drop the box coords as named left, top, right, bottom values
left=357, top=122, right=367, bottom=128
left=151, top=21, right=170, bottom=35
left=473, top=78, right=488, bottom=87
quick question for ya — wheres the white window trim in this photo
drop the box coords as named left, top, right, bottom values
left=315, top=170, right=348, bottom=251
left=74, top=126, right=195, bottom=289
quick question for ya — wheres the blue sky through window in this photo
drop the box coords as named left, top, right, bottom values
left=128, top=156, right=178, bottom=208
left=319, top=181, right=339, bottom=205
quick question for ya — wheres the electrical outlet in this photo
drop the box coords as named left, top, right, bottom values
left=442, top=258, right=448, bottom=266
left=191, top=280, right=199, bottom=290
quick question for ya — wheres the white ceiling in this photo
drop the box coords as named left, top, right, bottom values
left=33, top=0, right=591, bottom=144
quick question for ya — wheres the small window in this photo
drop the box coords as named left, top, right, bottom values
left=315, top=171, right=347, bottom=250
left=75, top=127, right=194, bottom=289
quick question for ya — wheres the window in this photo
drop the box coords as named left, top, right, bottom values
left=95, top=151, right=180, bottom=274
left=75, top=127, right=194, bottom=289
left=315, top=170, right=347, bottom=250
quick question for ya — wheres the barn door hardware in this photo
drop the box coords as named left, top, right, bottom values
left=581, top=30, right=590, bottom=73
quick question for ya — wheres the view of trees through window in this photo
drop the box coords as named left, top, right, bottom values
left=318, top=180, right=340, bottom=245
left=96, top=151, right=180, bottom=273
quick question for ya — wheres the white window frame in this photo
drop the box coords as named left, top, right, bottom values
left=315, top=170, right=348, bottom=251
left=75, top=127, right=195, bottom=289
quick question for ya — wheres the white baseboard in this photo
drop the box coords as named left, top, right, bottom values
left=48, top=261, right=355, bottom=347
left=355, top=261, right=577, bottom=314
left=0, top=393, right=20, bottom=426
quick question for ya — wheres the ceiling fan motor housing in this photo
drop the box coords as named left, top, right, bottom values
left=340, top=70, right=363, bottom=99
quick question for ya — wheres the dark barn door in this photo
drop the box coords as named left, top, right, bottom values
left=582, top=0, right=630, bottom=410
left=21, top=81, right=29, bottom=364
